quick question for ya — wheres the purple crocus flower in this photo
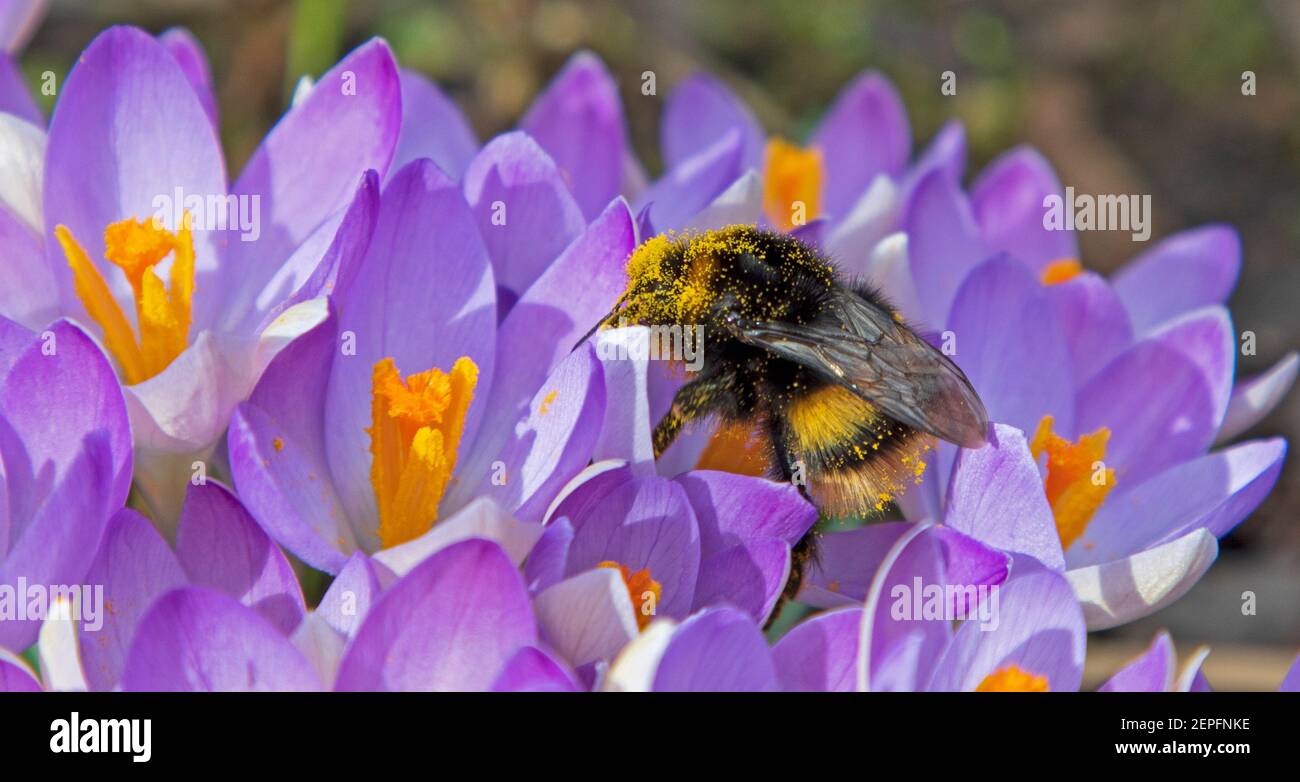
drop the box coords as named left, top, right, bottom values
left=1097, top=631, right=1211, bottom=692
left=601, top=605, right=780, bottom=692
left=0, top=26, right=403, bottom=526
left=0, top=0, right=44, bottom=123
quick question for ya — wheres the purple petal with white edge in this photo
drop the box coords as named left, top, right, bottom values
left=810, top=71, right=910, bottom=219
left=1074, top=438, right=1285, bottom=565
left=1279, top=653, right=1300, bottom=692
left=121, top=587, right=322, bottom=692
left=682, top=170, right=762, bottom=234
left=521, top=51, right=627, bottom=220
left=1098, top=631, right=1175, bottom=692
left=662, top=73, right=764, bottom=170
left=691, top=538, right=790, bottom=623
left=799, top=522, right=910, bottom=608
left=0, top=55, right=40, bottom=124
left=159, top=28, right=217, bottom=128
left=930, top=526, right=1013, bottom=618
left=229, top=303, right=355, bottom=574
left=533, top=568, right=639, bottom=667
left=825, top=176, right=900, bottom=279
left=0, top=0, right=44, bottom=52
left=491, top=646, right=582, bottom=692
left=462, top=131, right=586, bottom=298
left=1148, top=305, right=1235, bottom=430
left=927, top=558, right=1086, bottom=692
left=563, top=474, right=701, bottom=619
left=674, top=469, right=816, bottom=557
left=1113, top=224, right=1241, bottom=334
left=175, top=481, right=305, bottom=635
left=1218, top=352, right=1298, bottom=443
left=652, top=606, right=777, bottom=692
left=1065, top=527, right=1218, bottom=630
left=944, top=423, right=1064, bottom=571
left=391, top=68, right=478, bottom=181
left=290, top=612, right=345, bottom=688
left=78, top=509, right=187, bottom=692
left=904, top=169, right=990, bottom=329
left=525, top=515, right=575, bottom=593
left=334, top=539, right=536, bottom=692
left=772, top=607, right=862, bottom=692
left=0, top=204, right=58, bottom=331
left=1075, top=337, right=1218, bottom=487
left=324, top=159, right=497, bottom=534
left=0, top=649, right=40, bottom=691
left=316, top=552, right=385, bottom=639
left=637, top=129, right=745, bottom=232
left=218, top=39, right=401, bottom=326
left=592, top=327, right=655, bottom=472
left=1177, top=646, right=1212, bottom=692
left=863, top=233, right=925, bottom=326
left=1044, top=270, right=1133, bottom=387
left=460, top=343, right=607, bottom=522
left=0, top=111, right=44, bottom=232
left=898, top=120, right=967, bottom=201
left=970, top=146, right=1077, bottom=272
left=43, top=26, right=225, bottom=319
left=372, top=496, right=543, bottom=577
left=39, top=600, right=87, bottom=691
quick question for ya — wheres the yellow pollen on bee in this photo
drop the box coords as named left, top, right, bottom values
left=368, top=356, right=478, bottom=549
left=976, top=664, right=1050, bottom=692
left=1030, top=415, right=1115, bottom=550
left=1040, top=258, right=1084, bottom=286
left=762, top=137, right=823, bottom=231
left=598, top=561, right=662, bottom=631
left=56, top=216, right=196, bottom=384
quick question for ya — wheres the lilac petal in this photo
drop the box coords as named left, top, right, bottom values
left=772, top=607, right=861, bottom=692
left=931, top=525, right=1012, bottom=618
left=824, top=176, right=900, bottom=279
left=859, top=523, right=951, bottom=691
left=121, top=587, right=322, bottom=691
left=1098, top=631, right=1175, bottom=692
left=662, top=73, right=764, bottom=170
left=290, top=612, right=345, bottom=687
left=219, top=39, right=401, bottom=325
left=1177, top=647, right=1212, bottom=692
left=592, top=328, right=655, bottom=472
left=927, top=558, right=1086, bottom=692
left=0, top=55, right=40, bottom=124
left=1148, top=306, right=1235, bottom=430
left=810, top=71, right=910, bottom=219
left=79, top=509, right=187, bottom=691
left=799, top=522, right=909, bottom=608
left=533, top=568, right=639, bottom=667
left=38, top=603, right=87, bottom=691
left=0, top=312, right=31, bottom=379
left=324, top=159, right=497, bottom=532
left=521, top=51, right=627, bottom=220
left=674, top=469, right=816, bottom=557
left=1075, top=337, right=1218, bottom=487
left=462, top=131, right=587, bottom=298
left=652, top=606, right=777, bottom=692
left=0, top=0, right=44, bottom=52
left=158, top=28, right=217, bottom=128
left=563, top=474, right=700, bottom=619
left=372, top=496, right=543, bottom=577
left=944, top=423, right=1064, bottom=571
left=43, top=26, right=225, bottom=317
left=524, top=515, right=575, bottom=593
left=691, top=538, right=790, bottom=623
left=229, top=304, right=354, bottom=574
left=1076, top=438, right=1285, bottom=565
left=335, top=539, right=536, bottom=691
left=1065, top=527, right=1218, bottom=629
left=1279, top=653, right=1300, bottom=692
left=1044, top=270, right=1133, bottom=387
left=637, top=130, right=745, bottom=232
left=0, top=204, right=57, bottom=331
left=316, top=552, right=385, bottom=639
left=1218, top=352, right=1298, bottom=442
left=904, top=169, right=990, bottom=328
left=491, top=646, right=582, bottom=692
left=391, top=68, right=478, bottom=181
left=0, top=649, right=40, bottom=691
left=175, top=481, right=306, bottom=635
left=898, top=120, right=967, bottom=200
left=1113, top=224, right=1241, bottom=334
left=0, top=111, right=43, bottom=231
left=682, top=169, right=762, bottom=233
left=970, top=146, right=1077, bottom=271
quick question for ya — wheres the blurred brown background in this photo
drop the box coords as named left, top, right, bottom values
left=17, top=0, right=1299, bottom=687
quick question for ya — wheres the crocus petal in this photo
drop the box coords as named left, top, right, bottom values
left=592, top=327, right=655, bottom=472
left=1176, top=646, right=1212, bottom=692
left=390, top=68, right=478, bottom=181
left=810, top=71, right=910, bottom=219
left=898, top=120, right=966, bottom=200
left=970, top=146, right=1077, bottom=272
left=903, top=169, right=989, bottom=329
left=335, top=539, right=536, bottom=692
left=175, top=481, right=305, bottom=635
left=862, top=232, right=924, bottom=324
left=290, top=612, right=345, bottom=688
left=661, top=73, right=764, bottom=170
left=682, top=169, right=762, bottom=233
left=462, top=131, right=586, bottom=299
left=824, top=175, right=900, bottom=279
left=637, top=129, right=744, bottom=232
left=0, top=649, right=40, bottom=691
left=772, top=607, right=862, bottom=692
left=0, top=203, right=57, bottom=330
left=491, top=646, right=582, bottom=692
left=1113, top=224, right=1241, bottom=334
left=0, top=55, right=40, bottom=124
left=315, top=552, right=386, bottom=639
left=601, top=618, right=677, bottom=692
left=159, top=28, right=217, bottom=128
left=521, top=51, right=627, bottom=220
left=121, top=587, right=322, bottom=691
left=0, top=0, right=45, bottom=52
left=652, top=607, right=777, bottom=692
left=79, top=509, right=187, bottom=692
left=799, top=522, right=911, bottom=608
left=674, top=469, right=816, bottom=556
left=691, top=538, right=790, bottom=623
left=944, top=423, right=1064, bottom=571
left=372, top=497, right=543, bottom=577
left=533, top=568, right=639, bottom=667
left=1217, top=351, right=1298, bottom=443
left=38, top=600, right=86, bottom=691
left=1044, top=270, right=1133, bottom=387
left=1148, top=306, right=1235, bottom=430
left=1098, top=631, right=1175, bottom=692
left=0, top=111, right=43, bottom=231
left=1065, top=527, right=1218, bottom=630
left=1279, top=654, right=1300, bottom=692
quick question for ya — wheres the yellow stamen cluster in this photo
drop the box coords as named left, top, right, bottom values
left=1031, top=415, right=1115, bottom=550
left=1040, top=258, right=1083, bottom=286
left=762, top=137, right=823, bottom=231
left=976, top=664, right=1050, bottom=692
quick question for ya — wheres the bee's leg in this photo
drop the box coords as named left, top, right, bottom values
left=765, top=414, right=818, bottom=629
left=652, top=372, right=731, bottom=458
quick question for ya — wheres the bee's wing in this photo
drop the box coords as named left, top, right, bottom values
left=729, top=289, right=989, bottom=448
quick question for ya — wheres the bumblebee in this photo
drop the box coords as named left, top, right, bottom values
left=582, top=225, right=989, bottom=606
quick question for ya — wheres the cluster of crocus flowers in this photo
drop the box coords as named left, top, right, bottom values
left=0, top=14, right=1293, bottom=692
